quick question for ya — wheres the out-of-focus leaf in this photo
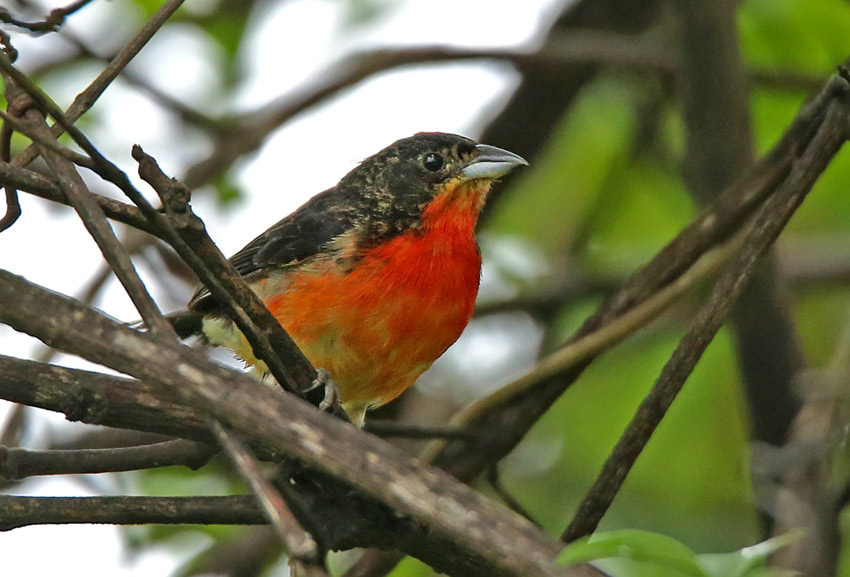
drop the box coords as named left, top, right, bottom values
left=696, top=532, right=802, bottom=577
left=557, top=529, right=704, bottom=576
left=558, top=530, right=800, bottom=577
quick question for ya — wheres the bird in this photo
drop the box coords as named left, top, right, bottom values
left=170, top=132, right=527, bottom=426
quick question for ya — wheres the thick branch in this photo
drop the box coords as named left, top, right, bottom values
left=0, top=273, right=598, bottom=577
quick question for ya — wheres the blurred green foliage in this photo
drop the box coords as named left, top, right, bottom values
left=557, top=529, right=800, bottom=577
left=10, top=0, right=848, bottom=574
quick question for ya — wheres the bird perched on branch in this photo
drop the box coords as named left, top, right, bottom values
left=171, top=132, right=527, bottom=426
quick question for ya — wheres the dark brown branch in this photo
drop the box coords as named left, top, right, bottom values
left=0, top=178, right=20, bottom=233
left=0, top=440, right=216, bottom=480
left=11, top=0, right=186, bottom=170
left=486, top=466, right=541, bottom=528
left=563, top=82, right=850, bottom=542
left=132, top=147, right=320, bottom=398
left=366, top=422, right=478, bottom=440
left=0, top=272, right=600, bottom=577
left=342, top=550, right=407, bottom=577
left=422, top=63, right=850, bottom=489
left=672, top=0, right=803, bottom=452
left=182, top=34, right=822, bottom=190
left=213, top=422, right=326, bottom=575
left=0, top=161, right=159, bottom=235
left=0, top=355, right=212, bottom=443
left=0, top=63, right=174, bottom=336
left=0, top=0, right=94, bottom=34
left=0, top=495, right=263, bottom=530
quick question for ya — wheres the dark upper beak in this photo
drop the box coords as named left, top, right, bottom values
left=460, top=144, right=528, bottom=181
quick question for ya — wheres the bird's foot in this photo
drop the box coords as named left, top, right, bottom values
left=304, top=368, right=352, bottom=424
left=313, top=368, right=341, bottom=413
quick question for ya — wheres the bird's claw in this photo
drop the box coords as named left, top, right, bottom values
left=313, top=369, right=341, bottom=413
left=305, top=368, right=340, bottom=413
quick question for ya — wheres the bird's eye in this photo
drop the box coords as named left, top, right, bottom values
left=423, top=153, right=444, bottom=172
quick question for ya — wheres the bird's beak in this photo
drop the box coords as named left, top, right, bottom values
left=460, top=144, right=528, bottom=181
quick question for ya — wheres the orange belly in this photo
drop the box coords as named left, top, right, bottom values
left=209, top=180, right=491, bottom=424
left=265, top=224, right=482, bottom=413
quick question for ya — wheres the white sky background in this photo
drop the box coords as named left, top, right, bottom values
left=0, top=0, right=563, bottom=573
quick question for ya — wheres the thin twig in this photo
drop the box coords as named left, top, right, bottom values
left=212, top=422, right=327, bottom=576
left=11, top=0, right=186, bottom=169
left=0, top=161, right=158, bottom=235
left=0, top=0, right=94, bottom=34
left=0, top=179, right=20, bottom=233
left=0, top=439, right=217, bottom=480
left=0, top=59, right=174, bottom=335
left=486, top=465, right=541, bottom=528
left=0, top=108, right=95, bottom=168
left=563, top=88, right=850, bottom=543
left=131, top=147, right=322, bottom=399
left=0, top=494, right=263, bottom=530
left=366, top=422, right=478, bottom=440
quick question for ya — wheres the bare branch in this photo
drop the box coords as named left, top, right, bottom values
left=0, top=272, right=600, bottom=577
left=563, top=81, right=850, bottom=542
left=0, top=495, right=263, bottom=530
left=0, top=179, right=20, bottom=233
left=0, top=0, right=95, bottom=34
left=365, top=422, right=478, bottom=440
left=212, top=422, right=327, bottom=576
left=12, top=0, right=187, bottom=169
left=133, top=147, right=320, bottom=398
left=0, top=439, right=216, bottom=480
left=0, top=161, right=158, bottom=235
left=0, top=59, right=174, bottom=335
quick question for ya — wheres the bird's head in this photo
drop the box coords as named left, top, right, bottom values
left=338, top=132, right=527, bottom=238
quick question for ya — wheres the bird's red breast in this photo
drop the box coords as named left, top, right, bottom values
left=264, top=179, right=487, bottom=416
left=180, top=132, right=527, bottom=426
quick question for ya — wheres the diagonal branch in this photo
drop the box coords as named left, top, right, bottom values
left=11, top=0, right=186, bottom=170
left=0, top=271, right=602, bottom=577
left=212, top=422, right=328, bottom=576
left=132, top=147, right=320, bottom=398
left=563, top=90, right=850, bottom=542
left=421, top=61, right=850, bottom=492
left=0, top=58, right=174, bottom=335
left=0, top=161, right=157, bottom=234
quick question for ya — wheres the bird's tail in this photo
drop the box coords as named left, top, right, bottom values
left=166, top=311, right=205, bottom=340
left=130, top=311, right=204, bottom=339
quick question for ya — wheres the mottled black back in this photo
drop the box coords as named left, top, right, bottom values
left=189, top=132, right=481, bottom=313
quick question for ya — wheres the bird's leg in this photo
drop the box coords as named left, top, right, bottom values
left=303, top=368, right=357, bottom=424
left=312, top=368, right=340, bottom=413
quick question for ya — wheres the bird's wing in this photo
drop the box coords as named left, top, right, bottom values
left=189, top=187, right=356, bottom=312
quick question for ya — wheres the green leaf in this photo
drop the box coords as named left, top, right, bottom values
left=696, top=532, right=803, bottom=577
left=556, top=530, right=705, bottom=576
